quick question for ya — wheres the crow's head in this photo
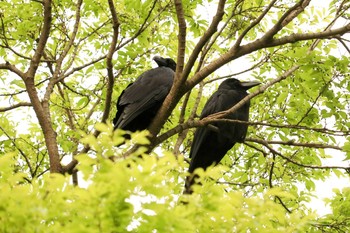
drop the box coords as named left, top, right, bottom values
left=153, top=56, right=176, bottom=71
left=220, top=78, right=260, bottom=90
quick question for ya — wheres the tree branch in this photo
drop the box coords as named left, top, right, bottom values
left=186, top=12, right=350, bottom=91
left=336, top=36, right=350, bottom=54
left=268, top=152, right=292, bottom=213
left=183, top=0, right=226, bottom=82
left=0, top=44, right=32, bottom=61
left=262, top=23, right=350, bottom=49
left=205, top=65, right=299, bottom=120
left=212, top=119, right=349, bottom=136
left=296, top=75, right=334, bottom=125
left=101, top=0, right=119, bottom=123
left=271, top=0, right=310, bottom=34
left=174, top=0, right=186, bottom=77
left=26, top=0, right=52, bottom=80
left=154, top=116, right=349, bottom=150
left=0, top=102, right=32, bottom=112
left=0, top=62, right=26, bottom=78
left=256, top=138, right=350, bottom=171
left=173, top=92, right=191, bottom=155
left=233, top=0, right=277, bottom=50
left=0, top=126, right=35, bottom=177
left=205, top=53, right=271, bottom=84
left=246, top=138, right=343, bottom=151
left=60, top=1, right=161, bottom=83
left=173, top=82, right=204, bottom=155
left=115, top=0, right=162, bottom=50
left=147, top=0, right=187, bottom=138
left=22, top=0, right=63, bottom=173
left=46, top=0, right=83, bottom=102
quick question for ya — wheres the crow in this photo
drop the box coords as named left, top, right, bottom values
left=185, top=78, right=260, bottom=194
left=113, top=56, right=176, bottom=134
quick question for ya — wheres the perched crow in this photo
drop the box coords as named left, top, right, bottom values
left=113, top=56, right=176, bottom=134
left=185, top=78, right=260, bottom=194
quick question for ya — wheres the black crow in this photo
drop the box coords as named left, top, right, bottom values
left=185, top=78, right=260, bottom=194
left=113, top=56, right=176, bottom=134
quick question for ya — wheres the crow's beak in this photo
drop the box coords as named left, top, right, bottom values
left=240, top=81, right=261, bottom=90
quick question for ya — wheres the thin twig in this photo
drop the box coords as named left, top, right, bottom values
left=0, top=102, right=32, bottom=112
left=258, top=139, right=350, bottom=170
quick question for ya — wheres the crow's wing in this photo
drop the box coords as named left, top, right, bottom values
left=189, top=90, right=230, bottom=159
left=114, top=67, right=174, bottom=129
left=189, top=88, right=249, bottom=170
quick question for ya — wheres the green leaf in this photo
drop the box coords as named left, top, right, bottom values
left=94, top=122, right=110, bottom=133
left=10, top=79, right=25, bottom=89
left=131, top=130, right=150, bottom=145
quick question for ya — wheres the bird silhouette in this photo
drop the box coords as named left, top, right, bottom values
left=185, top=78, right=260, bottom=194
left=113, top=56, right=176, bottom=135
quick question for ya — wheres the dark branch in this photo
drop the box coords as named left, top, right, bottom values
left=26, top=0, right=52, bottom=79
left=0, top=62, right=25, bottom=78
left=101, top=0, right=120, bottom=123
left=257, top=139, right=350, bottom=171
left=0, top=102, right=32, bottom=112
left=246, top=138, right=343, bottom=151
left=183, top=0, right=226, bottom=82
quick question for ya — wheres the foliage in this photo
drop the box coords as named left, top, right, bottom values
left=0, top=0, right=350, bottom=232
left=0, top=131, right=315, bottom=232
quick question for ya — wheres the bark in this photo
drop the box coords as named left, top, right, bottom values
left=24, top=78, right=63, bottom=173
left=23, top=0, right=63, bottom=173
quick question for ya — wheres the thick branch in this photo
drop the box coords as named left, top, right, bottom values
left=261, top=23, right=350, bottom=49
left=174, top=0, right=186, bottom=77
left=186, top=16, right=350, bottom=91
left=26, top=0, right=52, bottom=79
left=101, top=0, right=120, bottom=123
left=24, top=78, right=62, bottom=173
left=147, top=0, right=187, bottom=137
left=182, top=0, right=226, bottom=81
left=0, top=62, right=25, bottom=78
left=22, top=0, right=62, bottom=173
left=147, top=0, right=224, bottom=140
